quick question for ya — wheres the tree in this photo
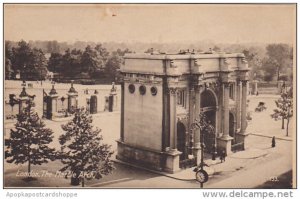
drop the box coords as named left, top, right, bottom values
left=114, top=48, right=132, bottom=57
left=28, top=48, right=48, bottom=80
left=5, top=100, right=56, bottom=180
left=191, top=112, right=216, bottom=160
left=61, top=49, right=83, bottom=78
left=261, top=57, right=277, bottom=82
left=7, top=40, right=49, bottom=80
left=265, top=44, right=293, bottom=81
left=13, top=40, right=32, bottom=79
left=81, top=45, right=103, bottom=74
left=144, top=48, right=154, bottom=53
left=212, top=46, right=221, bottom=52
left=46, top=40, right=60, bottom=54
left=105, top=54, right=123, bottom=81
left=242, top=48, right=263, bottom=81
left=271, top=87, right=293, bottom=136
left=95, top=44, right=109, bottom=63
left=5, top=58, right=13, bottom=80
left=48, top=52, right=63, bottom=73
left=59, top=108, right=114, bottom=187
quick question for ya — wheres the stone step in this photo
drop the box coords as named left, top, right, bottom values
left=258, top=87, right=278, bottom=91
left=258, top=91, right=279, bottom=94
left=258, top=87, right=279, bottom=94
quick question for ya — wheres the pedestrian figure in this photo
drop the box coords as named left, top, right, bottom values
left=212, top=145, right=216, bottom=160
left=272, top=136, right=276, bottom=148
left=220, top=150, right=226, bottom=163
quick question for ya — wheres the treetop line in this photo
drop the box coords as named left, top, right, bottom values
left=5, top=40, right=293, bottom=85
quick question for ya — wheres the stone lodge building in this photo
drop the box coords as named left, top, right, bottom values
left=116, top=51, right=249, bottom=173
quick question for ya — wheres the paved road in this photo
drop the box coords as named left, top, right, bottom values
left=4, top=92, right=294, bottom=188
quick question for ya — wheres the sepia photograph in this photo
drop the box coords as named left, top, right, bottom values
left=3, top=3, right=296, bottom=189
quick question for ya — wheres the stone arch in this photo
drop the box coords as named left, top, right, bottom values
left=229, top=111, right=236, bottom=139
left=177, top=121, right=187, bottom=161
left=200, top=88, right=218, bottom=153
left=200, top=88, right=218, bottom=108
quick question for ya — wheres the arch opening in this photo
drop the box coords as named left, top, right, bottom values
left=200, top=89, right=217, bottom=154
left=177, top=121, right=186, bottom=161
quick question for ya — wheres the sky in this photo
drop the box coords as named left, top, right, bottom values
left=4, top=4, right=296, bottom=44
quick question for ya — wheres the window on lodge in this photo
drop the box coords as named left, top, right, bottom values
left=177, top=89, right=186, bottom=108
left=229, top=83, right=235, bottom=100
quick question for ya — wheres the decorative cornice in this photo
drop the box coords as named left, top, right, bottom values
left=222, top=82, right=231, bottom=87
left=167, top=87, right=178, bottom=95
left=241, top=80, right=248, bottom=86
left=177, top=114, right=189, bottom=123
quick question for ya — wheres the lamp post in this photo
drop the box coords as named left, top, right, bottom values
left=61, top=96, right=65, bottom=110
left=9, top=94, right=17, bottom=119
left=210, top=122, right=217, bottom=161
left=23, top=64, right=26, bottom=83
left=40, top=68, right=43, bottom=86
left=192, top=112, right=210, bottom=188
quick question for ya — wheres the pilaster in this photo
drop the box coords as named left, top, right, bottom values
left=236, top=80, right=241, bottom=129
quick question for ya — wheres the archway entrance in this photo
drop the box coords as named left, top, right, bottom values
left=177, top=121, right=186, bottom=161
left=229, top=113, right=235, bottom=143
left=200, top=89, right=217, bottom=154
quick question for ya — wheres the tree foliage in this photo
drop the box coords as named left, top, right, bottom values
left=48, top=52, right=63, bottom=73
left=271, top=87, right=293, bottom=136
left=5, top=100, right=56, bottom=177
left=81, top=45, right=104, bottom=74
left=242, top=48, right=263, bottom=81
left=46, top=44, right=131, bottom=82
left=191, top=112, right=214, bottom=132
left=59, top=108, right=114, bottom=187
left=5, top=40, right=48, bottom=80
left=264, top=44, right=293, bottom=81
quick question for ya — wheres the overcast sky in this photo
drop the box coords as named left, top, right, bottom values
left=4, top=4, right=296, bottom=44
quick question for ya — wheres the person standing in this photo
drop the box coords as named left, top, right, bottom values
left=220, top=150, right=226, bottom=163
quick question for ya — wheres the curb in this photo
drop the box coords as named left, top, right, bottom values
left=250, top=133, right=292, bottom=141
left=112, top=159, right=197, bottom=181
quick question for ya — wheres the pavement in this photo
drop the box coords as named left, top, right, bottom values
left=247, top=94, right=294, bottom=141
left=3, top=84, right=295, bottom=188
left=4, top=134, right=292, bottom=188
left=113, top=146, right=270, bottom=181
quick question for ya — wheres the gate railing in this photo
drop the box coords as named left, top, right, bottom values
left=179, top=158, right=196, bottom=169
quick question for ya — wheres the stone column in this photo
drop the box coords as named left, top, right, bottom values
left=235, top=80, right=249, bottom=150
left=120, top=82, right=125, bottom=142
left=51, top=96, right=58, bottom=117
left=188, top=86, right=195, bottom=155
left=19, top=87, right=29, bottom=114
left=236, top=80, right=241, bottom=130
left=217, top=83, right=223, bottom=137
left=110, top=83, right=118, bottom=111
left=90, top=95, right=97, bottom=114
left=277, top=80, right=284, bottom=94
left=223, top=82, right=230, bottom=137
left=253, top=80, right=258, bottom=95
left=164, top=87, right=181, bottom=173
left=193, top=85, right=201, bottom=165
left=169, top=87, right=178, bottom=151
left=48, top=85, right=58, bottom=120
left=241, top=80, right=248, bottom=134
left=217, top=82, right=233, bottom=155
left=67, top=82, right=78, bottom=113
